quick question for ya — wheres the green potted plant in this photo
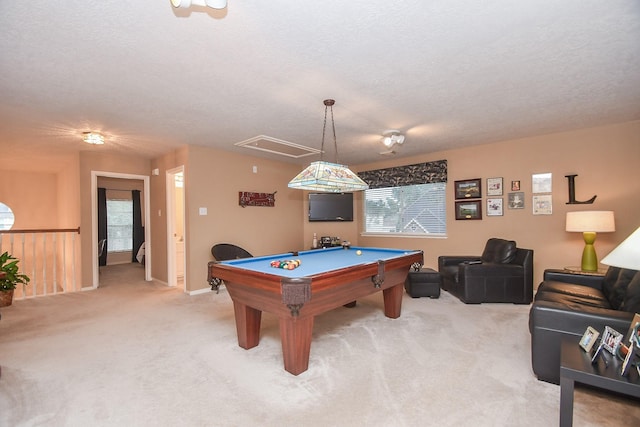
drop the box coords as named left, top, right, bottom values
left=0, top=251, right=30, bottom=307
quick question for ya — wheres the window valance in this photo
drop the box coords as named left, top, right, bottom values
left=357, top=160, right=447, bottom=189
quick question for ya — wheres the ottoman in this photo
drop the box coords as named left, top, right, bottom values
left=404, top=267, right=441, bottom=298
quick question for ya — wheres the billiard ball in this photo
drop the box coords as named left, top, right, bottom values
left=356, top=250, right=362, bottom=255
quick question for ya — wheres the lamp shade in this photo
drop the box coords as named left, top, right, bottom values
left=287, top=161, right=369, bottom=193
left=171, top=0, right=227, bottom=9
left=566, top=211, right=615, bottom=232
left=601, top=226, right=640, bottom=270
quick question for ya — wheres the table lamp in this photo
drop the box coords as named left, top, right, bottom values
left=601, top=226, right=640, bottom=270
left=566, top=211, right=615, bottom=272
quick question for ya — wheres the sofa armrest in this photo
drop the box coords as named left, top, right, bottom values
left=542, top=269, right=605, bottom=289
left=438, top=256, right=481, bottom=269
left=529, top=299, right=633, bottom=334
left=528, top=299, right=633, bottom=384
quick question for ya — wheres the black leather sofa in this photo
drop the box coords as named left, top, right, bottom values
left=529, top=267, right=640, bottom=384
left=438, top=238, right=534, bottom=304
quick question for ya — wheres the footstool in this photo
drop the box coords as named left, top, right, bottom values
left=404, top=267, right=441, bottom=298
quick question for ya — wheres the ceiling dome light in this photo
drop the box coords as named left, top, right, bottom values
left=170, top=0, right=227, bottom=9
left=382, top=130, right=405, bottom=148
left=83, top=132, right=105, bottom=145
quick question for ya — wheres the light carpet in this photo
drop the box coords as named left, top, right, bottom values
left=1, top=263, right=638, bottom=426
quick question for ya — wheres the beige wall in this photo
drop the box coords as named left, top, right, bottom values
left=0, top=160, right=82, bottom=291
left=0, top=170, right=59, bottom=229
left=56, top=153, right=81, bottom=229
left=149, top=147, right=189, bottom=283
left=149, top=145, right=302, bottom=291
left=184, top=146, right=302, bottom=292
left=302, top=120, right=640, bottom=286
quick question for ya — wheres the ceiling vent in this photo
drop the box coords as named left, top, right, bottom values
left=235, top=135, right=321, bottom=159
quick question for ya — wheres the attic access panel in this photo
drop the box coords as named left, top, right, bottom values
left=235, top=135, right=321, bottom=159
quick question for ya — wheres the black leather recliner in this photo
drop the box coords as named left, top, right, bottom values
left=438, top=238, right=534, bottom=304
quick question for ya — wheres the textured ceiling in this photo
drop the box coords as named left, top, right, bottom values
left=1, top=1, right=639, bottom=173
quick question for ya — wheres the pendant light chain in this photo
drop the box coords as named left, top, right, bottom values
left=320, top=104, right=328, bottom=162
left=320, top=99, right=336, bottom=164
left=329, top=103, right=339, bottom=165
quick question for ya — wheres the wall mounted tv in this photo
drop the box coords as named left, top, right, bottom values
left=308, top=192, right=354, bottom=222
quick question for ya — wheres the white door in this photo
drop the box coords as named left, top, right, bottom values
left=166, top=167, right=185, bottom=289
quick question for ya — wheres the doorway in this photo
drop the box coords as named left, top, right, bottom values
left=166, top=166, right=186, bottom=290
left=91, top=171, right=151, bottom=288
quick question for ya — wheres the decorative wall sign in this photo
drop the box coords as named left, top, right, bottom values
left=565, top=174, right=597, bottom=204
left=239, top=191, right=276, bottom=207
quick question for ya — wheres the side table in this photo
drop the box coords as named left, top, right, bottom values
left=560, top=338, right=640, bottom=426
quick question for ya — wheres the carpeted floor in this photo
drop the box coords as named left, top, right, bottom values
left=1, top=263, right=638, bottom=426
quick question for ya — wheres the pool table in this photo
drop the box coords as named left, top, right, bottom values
left=208, top=246, right=423, bottom=375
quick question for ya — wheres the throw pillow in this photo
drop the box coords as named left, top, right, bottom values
left=620, top=271, right=640, bottom=313
left=609, top=269, right=638, bottom=310
left=600, top=267, right=621, bottom=304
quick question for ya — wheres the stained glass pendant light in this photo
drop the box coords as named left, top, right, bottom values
left=287, top=99, right=369, bottom=193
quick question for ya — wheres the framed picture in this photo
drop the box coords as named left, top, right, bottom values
left=532, top=194, right=552, bottom=215
left=621, top=317, right=640, bottom=375
left=579, top=326, right=600, bottom=352
left=511, top=180, right=521, bottom=191
left=454, top=178, right=482, bottom=199
left=487, top=177, right=503, bottom=196
left=621, top=338, right=640, bottom=376
left=601, top=326, right=624, bottom=354
left=617, top=314, right=640, bottom=365
left=532, top=172, right=552, bottom=193
left=625, top=314, right=640, bottom=344
left=486, top=198, right=503, bottom=216
left=455, top=200, right=482, bottom=220
left=508, top=192, right=525, bottom=209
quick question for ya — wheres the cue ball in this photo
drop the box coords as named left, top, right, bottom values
left=356, top=250, right=362, bottom=255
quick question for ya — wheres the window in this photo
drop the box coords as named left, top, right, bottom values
left=107, top=199, right=133, bottom=252
left=364, top=182, right=446, bottom=236
left=0, top=202, right=15, bottom=230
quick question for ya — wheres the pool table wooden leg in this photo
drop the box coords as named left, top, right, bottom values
left=279, top=315, right=315, bottom=375
left=382, top=282, right=403, bottom=318
left=233, top=301, right=262, bottom=349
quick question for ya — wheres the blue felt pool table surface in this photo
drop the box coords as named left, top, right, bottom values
left=218, top=246, right=420, bottom=277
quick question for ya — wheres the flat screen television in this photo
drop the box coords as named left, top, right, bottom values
left=308, top=193, right=353, bottom=222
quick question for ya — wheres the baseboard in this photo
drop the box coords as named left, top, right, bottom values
left=189, top=287, right=212, bottom=296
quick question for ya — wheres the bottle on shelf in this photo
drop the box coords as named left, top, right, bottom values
left=312, top=233, right=318, bottom=249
